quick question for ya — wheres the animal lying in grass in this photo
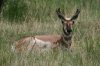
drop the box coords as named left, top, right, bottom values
left=11, top=8, right=80, bottom=53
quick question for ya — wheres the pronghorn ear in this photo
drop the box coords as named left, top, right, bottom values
left=56, top=8, right=66, bottom=21
left=71, top=9, right=80, bottom=21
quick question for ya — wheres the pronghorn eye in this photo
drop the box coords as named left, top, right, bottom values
left=62, top=21, right=64, bottom=24
left=73, top=21, right=75, bottom=24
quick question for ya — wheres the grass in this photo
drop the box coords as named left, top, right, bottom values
left=0, top=0, right=100, bottom=66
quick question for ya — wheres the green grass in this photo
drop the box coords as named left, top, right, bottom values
left=0, top=0, right=100, bottom=66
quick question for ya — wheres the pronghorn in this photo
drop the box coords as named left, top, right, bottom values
left=12, top=8, right=80, bottom=53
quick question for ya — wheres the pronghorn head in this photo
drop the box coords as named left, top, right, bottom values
left=56, top=8, right=80, bottom=34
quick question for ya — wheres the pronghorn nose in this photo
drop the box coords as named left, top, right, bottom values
left=67, top=29, right=72, bottom=33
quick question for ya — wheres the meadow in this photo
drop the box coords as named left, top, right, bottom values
left=0, top=0, right=100, bottom=66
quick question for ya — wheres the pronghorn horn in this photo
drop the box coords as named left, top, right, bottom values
left=56, top=8, right=66, bottom=21
left=71, top=9, right=80, bottom=20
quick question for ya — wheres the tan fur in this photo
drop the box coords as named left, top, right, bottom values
left=35, top=35, right=61, bottom=43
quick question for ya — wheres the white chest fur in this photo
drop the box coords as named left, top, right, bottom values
left=35, top=38, right=52, bottom=48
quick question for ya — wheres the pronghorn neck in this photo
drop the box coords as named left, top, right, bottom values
left=61, top=27, right=72, bottom=48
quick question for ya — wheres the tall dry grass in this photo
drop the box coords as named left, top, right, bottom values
left=0, top=0, right=100, bottom=66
